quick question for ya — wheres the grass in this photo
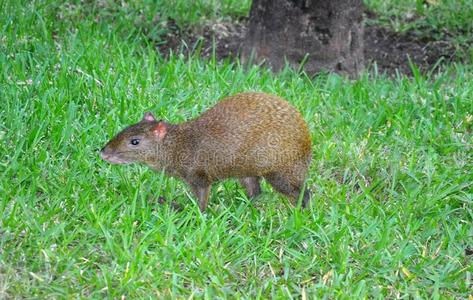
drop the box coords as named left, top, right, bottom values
left=364, top=0, right=473, bottom=61
left=1, top=0, right=472, bottom=298
left=365, top=0, right=473, bottom=33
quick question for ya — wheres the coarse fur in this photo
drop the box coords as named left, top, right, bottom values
left=101, top=92, right=312, bottom=211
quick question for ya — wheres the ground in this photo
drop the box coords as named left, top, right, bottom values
left=0, top=0, right=472, bottom=298
left=158, top=13, right=457, bottom=76
left=157, top=5, right=472, bottom=76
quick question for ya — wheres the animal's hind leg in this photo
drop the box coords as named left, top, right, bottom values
left=239, top=176, right=261, bottom=199
left=301, top=187, right=311, bottom=208
left=264, top=171, right=311, bottom=208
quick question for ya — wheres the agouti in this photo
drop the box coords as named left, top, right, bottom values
left=100, top=92, right=312, bottom=211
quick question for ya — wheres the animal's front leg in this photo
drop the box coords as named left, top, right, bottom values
left=189, top=184, right=211, bottom=212
left=186, top=172, right=212, bottom=212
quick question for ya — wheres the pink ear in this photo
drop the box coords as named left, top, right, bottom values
left=152, top=122, right=167, bottom=139
left=142, top=112, right=156, bottom=122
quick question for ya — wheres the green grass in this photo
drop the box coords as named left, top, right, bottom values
left=364, top=0, right=473, bottom=61
left=365, top=0, right=473, bottom=33
left=1, top=0, right=472, bottom=298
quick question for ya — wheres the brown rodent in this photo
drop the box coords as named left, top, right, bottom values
left=100, top=92, right=312, bottom=211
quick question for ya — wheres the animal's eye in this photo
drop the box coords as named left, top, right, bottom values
left=130, top=138, right=140, bottom=146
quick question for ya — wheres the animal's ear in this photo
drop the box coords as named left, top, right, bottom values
left=151, top=121, right=168, bottom=139
left=142, top=112, right=156, bottom=122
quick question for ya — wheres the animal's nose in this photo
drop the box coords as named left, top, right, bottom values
left=100, top=149, right=109, bottom=160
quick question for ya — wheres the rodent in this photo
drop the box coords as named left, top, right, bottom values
left=100, top=92, right=312, bottom=211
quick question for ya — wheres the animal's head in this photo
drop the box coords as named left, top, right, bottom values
left=100, top=112, right=169, bottom=165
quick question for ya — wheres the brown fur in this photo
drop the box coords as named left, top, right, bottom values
left=101, top=92, right=312, bottom=211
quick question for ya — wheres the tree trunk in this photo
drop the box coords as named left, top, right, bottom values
left=242, top=0, right=364, bottom=77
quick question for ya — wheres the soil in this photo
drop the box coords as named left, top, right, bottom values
left=157, top=14, right=459, bottom=76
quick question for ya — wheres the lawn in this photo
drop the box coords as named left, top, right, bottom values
left=0, top=0, right=472, bottom=298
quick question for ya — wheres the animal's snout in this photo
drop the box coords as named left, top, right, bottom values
left=100, top=151, right=109, bottom=161
left=100, top=147, right=110, bottom=161
left=100, top=147, right=128, bottom=164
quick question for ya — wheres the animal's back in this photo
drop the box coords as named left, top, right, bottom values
left=188, top=92, right=311, bottom=177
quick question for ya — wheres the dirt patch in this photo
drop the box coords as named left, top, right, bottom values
left=157, top=16, right=458, bottom=76
left=157, top=19, right=246, bottom=62
left=364, top=25, right=456, bottom=75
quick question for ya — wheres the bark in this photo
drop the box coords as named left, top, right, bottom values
left=242, top=0, right=364, bottom=77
